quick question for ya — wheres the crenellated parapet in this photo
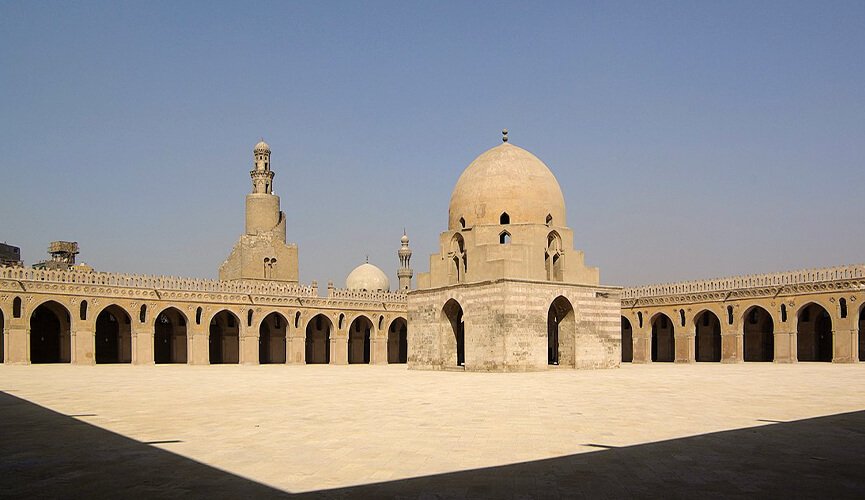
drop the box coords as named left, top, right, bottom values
left=327, top=287, right=407, bottom=305
left=622, top=264, right=865, bottom=305
left=0, top=266, right=318, bottom=297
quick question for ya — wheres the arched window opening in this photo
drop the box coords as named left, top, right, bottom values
left=499, top=231, right=511, bottom=244
left=546, top=214, right=553, bottom=225
left=378, top=315, right=384, bottom=330
left=545, top=232, right=563, bottom=281
left=781, top=304, right=787, bottom=323
left=139, top=304, right=147, bottom=324
left=196, top=307, right=202, bottom=325
left=79, top=300, right=88, bottom=321
left=338, top=313, right=345, bottom=329
left=726, top=306, right=733, bottom=325
left=247, top=309, right=253, bottom=327
left=13, top=296, right=22, bottom=318
left=679, top=309, right=685, bottom=327
left=638, top=311, right=643, bottom=328
left=459, top=217, right=466, bottom=229
left=294, top=311, right=301, bottom=329
left=839, top=298, right=847, bottom=319
left=500, top=212, right=510, bottom=225
left=449, top=234, right=466, bottom=284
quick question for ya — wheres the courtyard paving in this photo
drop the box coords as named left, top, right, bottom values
left=1, top=363, right=865, bottom=498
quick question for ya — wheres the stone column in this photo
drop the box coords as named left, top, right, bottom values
left=332, top=327, right=348, bottom=365
left=6, top=316, right=28, bottom=364
left=675, top=328, right=694, bottom=363
left=287, top=327, right=305, bottom=364
left=833, top=328, right=857, bottom=363
left=773, top=328, right=797, bottom=363
left=372, top=336, right=387, bottom=365
left=188, top=322, right=209, bottom=365
left=72, top=319, right=95, bottom=365
left=132, top=320, right=154, bottom=364
left=240, top=325, right=259, bottom=365
left=632, top=329, right=651, bottom=363
left=721, top=328, right=742, bottom=363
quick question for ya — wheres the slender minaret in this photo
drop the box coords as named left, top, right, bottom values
left=250, top=139, right=274, bottom=194
left=397, top=230, right=413, bottom=291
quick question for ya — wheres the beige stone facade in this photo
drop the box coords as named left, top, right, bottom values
left=410, top=132, right=621, bottom=372
left=620, top=265, right=865, bottom=364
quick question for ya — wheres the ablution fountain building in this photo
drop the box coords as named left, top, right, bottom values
left=1, top=134, right=863, bottom=369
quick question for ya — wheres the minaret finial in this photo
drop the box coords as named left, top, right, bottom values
left=366, top=255, right=369, bottom=263
left=502, top=129, right=508, bottom=143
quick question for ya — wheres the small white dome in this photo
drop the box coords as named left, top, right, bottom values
left=346, top=262, right=390, bottom=292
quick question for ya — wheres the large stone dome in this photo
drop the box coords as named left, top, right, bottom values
left=448, top=142, right=566, bottom=230
left=346, top=262, right=390, bottom=292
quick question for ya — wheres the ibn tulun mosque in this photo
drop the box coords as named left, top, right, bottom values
left=1, top=132, right=863, bottom=369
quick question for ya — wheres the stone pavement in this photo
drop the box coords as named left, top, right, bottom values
left=1, top=363, right=864, bottom=498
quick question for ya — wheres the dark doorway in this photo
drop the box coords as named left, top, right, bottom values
left=258, top=312, right=287, bottom=364
left=95, top=305, right=132, bottom=364
left=547, top=296, right=576, bottom=367
left=443, top=299, right=464, bottom=366
left=30, top=301, right=71, bottom=363
left=154, top=308, right=187, bottom=364
left=694, top=311, right=721, bottom=362
left=305, top=314, right=331, bottom=364
left=621, top=317, right=633, bottom=363
left=387, top=317, right=408, bottom=364
left=743, top=306, right=774, bottom=362
left=209, top=310, right=240, bottom=364
left=651, top=314, right=675, bottom=362
left=797, top=303, right=833, bottom=362
left=348, top=316, right=372, bottom=364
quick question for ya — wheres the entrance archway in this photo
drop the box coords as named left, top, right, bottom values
left=548, top=296, right=576, bottom=367
left=387, top=317, right=407, bottom=363
left=859, top=305, right=864, bottom=362
left=154, top=307, right=187, bottom=364
left=30, top=301, right=71, bottom=363
left=651, top=313, right=674, bottom=362
left=743, top=306, right=774, bottom=362
left=259, top=312, right=287, bottom=364
left=209, top=310, right=240, bottom=364
left=95, top=305, right=132, bottom=364
left=694, top=310, right=721, bottom=362
left=348, top=316, right=372, bottom=364
left=621, top=316, right=633, bottom=362
left=797, top=303, right=832, bottom=362
left=305, top=314, right=331, bottom=364
left=442, top=299, right=464, bottom=366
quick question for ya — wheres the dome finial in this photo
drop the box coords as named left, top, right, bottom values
left=366, top=254, right=369, bottom=263
left=502, top=129, right=508, bottom=143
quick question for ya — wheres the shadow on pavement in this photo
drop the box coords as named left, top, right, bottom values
left=2, top=390, right=864, bottom=498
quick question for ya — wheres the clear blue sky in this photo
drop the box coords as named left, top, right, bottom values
left=1, top=1, right=863, bottom=287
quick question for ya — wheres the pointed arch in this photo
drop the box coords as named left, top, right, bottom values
left=30, top=300, right=72, bottom=363
left=693, top=310, right=721, bottom=362
left=348, top=315, right=373, bottom=364
left=95, top=304, right=132, bottom=364
left=442, top=299, right=465, bottom=367
left=650, top=313, right=674, bottom=362
left=797, top=302, right=832, bottom=362
left=548, top=296, right=576, bottom=367
left=387, top=317, right=408, bottom=364
left=154, top=307, right=188, bottom=364
left=742, top=305, right=773, bottom=362
left=259, top=311, right=287, bottom=364
left=545, top=231, right=563, bottom=281
left=305, top=314, right=332, bottom=364
left=209, top=310, right=240, bottom=364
